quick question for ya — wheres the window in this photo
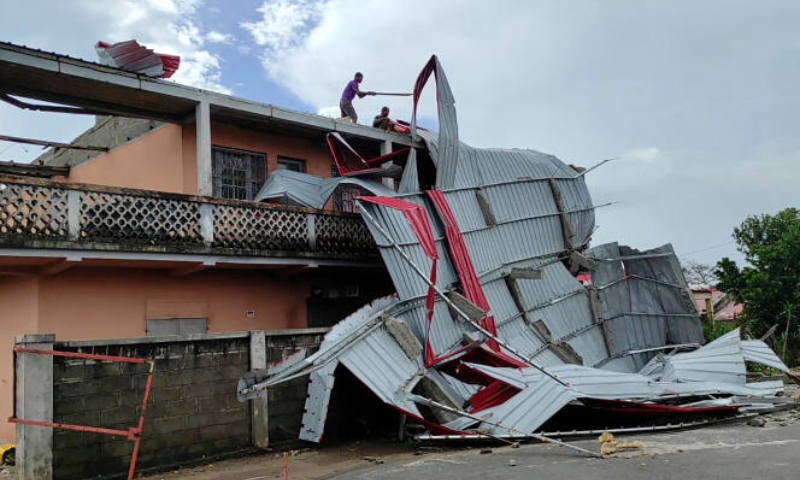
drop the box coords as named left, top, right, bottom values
left=212, top=147, right=266, bottom=200
left=330, top=165, right=371, bottom=213
left=276, top=157, right=306, bottom=173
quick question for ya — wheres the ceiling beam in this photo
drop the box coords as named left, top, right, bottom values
left=39, top=259, right=81, bottom=276
left=0, top=84, right=186, bottom=123
left=170, top=261, right=215, bottom=277
left=0, top=134, right=108, bottom=152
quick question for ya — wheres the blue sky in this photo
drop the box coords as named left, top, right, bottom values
left=192, top=0, right=308, bottom=110
left=2, top=0, right=800, bottom=269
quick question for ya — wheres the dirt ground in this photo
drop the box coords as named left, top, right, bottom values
left=137, top=440, right=423, bottom=480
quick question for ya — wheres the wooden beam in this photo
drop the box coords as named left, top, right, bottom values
left=275, top=265, right=317, bottom=277
left=0, top=266, right=40, bottom=277
left=547, top=178, right=576, bottom=250
left=0, top=93, right=99, bottom=115
left=475, top=188, right=497, bottom=226
left=170, top=262, right=213, bottom=277
left=39, top=259, right=80, bottom=276
left=1, top=85, right=185, bottom=123
left=0, top=134, right=108, bottom=152
left=0, top=161, right=69, bottom=178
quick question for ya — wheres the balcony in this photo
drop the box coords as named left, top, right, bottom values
left=0, top=175, right=377, bottom=262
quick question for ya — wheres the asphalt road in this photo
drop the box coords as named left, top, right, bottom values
left=329, top=411, right=800, bottom=480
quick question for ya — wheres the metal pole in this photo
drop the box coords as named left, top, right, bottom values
left=408, top=394, right=600, bottom=458
left=128, top=360, right=155, bottom=480
left=574, top=157, right=616, bottom=178
left=357, top=202, right=570, bottom=387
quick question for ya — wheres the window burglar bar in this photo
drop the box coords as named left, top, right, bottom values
left=212, top=147, right=266, bottom=201
left=330, top=165, right=370, bottom=213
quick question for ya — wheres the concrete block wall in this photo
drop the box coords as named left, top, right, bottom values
left=51, top=335, right=251, bottom=480
left=14, top=329, right=330, bottom=480
left=265, top=331, right=326, bottom=444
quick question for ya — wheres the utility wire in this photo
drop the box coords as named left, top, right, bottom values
left=681, top=240, right=735, bottom=257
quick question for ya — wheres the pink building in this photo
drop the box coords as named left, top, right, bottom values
left=0, top=41, right=415, bottom=441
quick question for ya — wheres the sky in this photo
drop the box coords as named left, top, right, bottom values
left=1, top=0, right=799, bottom=267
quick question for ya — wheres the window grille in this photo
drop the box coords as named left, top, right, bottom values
left=212, top=147, right=266, bottom=200
left=330, top=165, right=371, bottom=213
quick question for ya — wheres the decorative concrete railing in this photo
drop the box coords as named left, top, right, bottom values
left=0, top=175, right=376, bottom=258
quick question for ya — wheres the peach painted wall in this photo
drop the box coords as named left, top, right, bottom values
left=70, top=124, right=186, bottom=193
left=0, top=277, right=40, bottom=442
left=69, top=121, right=335, bottom=196
left=181, top=122, right=335, bottom=195
left=36, top=267, right=309, bottom=340
left=0, top=268, right=310, bottom=442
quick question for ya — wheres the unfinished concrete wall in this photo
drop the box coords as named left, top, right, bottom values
left=14, top=329, right=328, bottom=479
left=264, top=331, right=326, bottom=444
left=51, top=334, right=249, bottom=479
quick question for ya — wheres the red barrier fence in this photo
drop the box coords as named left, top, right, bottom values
left=9, top=346, right=155, bottom=480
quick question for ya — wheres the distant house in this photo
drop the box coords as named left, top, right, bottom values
left=690, top=285, right=742, bottom=322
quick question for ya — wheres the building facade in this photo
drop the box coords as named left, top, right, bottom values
left=0, top=41, right=411, bottom=441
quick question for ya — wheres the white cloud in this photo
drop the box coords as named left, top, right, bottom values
left=206, top=31, right=234, bottom=44
left=82, top=0, right=231, bottom=94
left=317, top=106, right=341, bottom=118
left=625, top=147, right=661, bottom=162
left=238, top=0, right=800, bottom=266
left=0, top=0, right=233, bottom=163
left=240, top=0, right=323, bottom=54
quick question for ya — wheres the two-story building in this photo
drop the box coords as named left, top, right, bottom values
left=0, top=41, right=414, bottom=441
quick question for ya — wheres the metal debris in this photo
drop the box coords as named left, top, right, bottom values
left=238, top=55, right=794, bottom=453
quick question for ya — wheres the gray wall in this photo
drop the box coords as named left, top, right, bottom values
left=264, top=332, right=325, bottom=443
left=52, top=337, right=250, bottom=480
left=31, top=329, right=327, bottom=480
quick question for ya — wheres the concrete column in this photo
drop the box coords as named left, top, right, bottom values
left=380, top=140, right=394, bottom=190
left=15, top=333, right=55, bottom=480
left=199, top=203, right=214, bottom=245
left=249, top=331, right=269, bottom=449
left=196, top=100, right=213, bottom=197
left=66, top=190, right=80, bottom=241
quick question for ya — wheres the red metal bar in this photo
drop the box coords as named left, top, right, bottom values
left=128, top=361, right=155, bottom=480
left=12, top=347, right=155, bottom=480
left=8, top=417, right=133, bottom=437
left=13, top=346, right=146, bottom=364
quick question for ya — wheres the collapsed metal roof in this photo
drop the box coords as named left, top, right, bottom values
left=238, top=56, right=796, bottom=453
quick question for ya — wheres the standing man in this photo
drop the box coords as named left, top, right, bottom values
left=340, top=72, right=375, bottom=124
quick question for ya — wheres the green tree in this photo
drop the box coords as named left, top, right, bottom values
left=715, top=207, right=800, bottom=365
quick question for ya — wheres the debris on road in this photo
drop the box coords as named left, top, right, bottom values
left=748, top=417, right=767, bottom=428
left=598, top=432, right=645, bottom=457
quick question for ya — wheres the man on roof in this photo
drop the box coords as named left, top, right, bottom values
left=373, top=106, right=391, bottom=130
left=340, top=72, right=375, bottom=124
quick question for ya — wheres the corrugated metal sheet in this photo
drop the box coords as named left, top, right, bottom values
left=238, top=56, right=791, bottom=446
left=299, top=361, right=337, bottom=442
left=588, top=243, right=704, bottom=371
left=742, top=339, right=793, bottom=374
left=255, top=169, right=395, bottom=209
left=660, top=329, right=746, bottom=384
left=475, top=374, right=580, bottom=436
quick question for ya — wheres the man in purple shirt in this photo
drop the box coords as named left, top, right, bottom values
left=340, top=72, right=375, bottom=124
